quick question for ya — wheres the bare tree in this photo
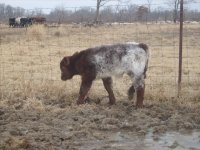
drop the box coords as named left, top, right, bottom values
left=137, top=6, right=148, bottom=22
left=14, top=7, right=25, bottom=17
left=0, top=4, right=6, bottom=20
left=126, top=4, right=138, bottom=22
left=27, top=8, right=44, bottom=17
left=54, top=6, right=66, bottom=24
left=5, top=5, right=14, bottom=18
left=94, top=0, right=108, bottom=23
left=166, top=0, right=195, bottom=23
left=94, top=0, right=129, bottom=23
left=146, top=0, right=153, bottom=13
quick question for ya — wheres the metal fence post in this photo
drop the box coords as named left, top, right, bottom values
left=178, top=0, right=184, bottom=97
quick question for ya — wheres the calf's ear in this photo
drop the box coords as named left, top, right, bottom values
left=73, top=52, right=79, bottom=56
left=63, top=57, right=70, bottom=66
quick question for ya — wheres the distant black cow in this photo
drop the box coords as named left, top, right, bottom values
left=9, top=18, right=16, bottom=27
left=20, top=18, right=32, bottom=27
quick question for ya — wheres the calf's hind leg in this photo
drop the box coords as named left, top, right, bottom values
left=128, top=85, right=135, bottom=100
left=134, top=76, right=145, bottom=108
left=102, top=77, right=116, bottom=105
left=127, top=72, right=135, bottom=100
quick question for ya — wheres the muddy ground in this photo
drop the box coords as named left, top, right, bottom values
left=0, top=97, right=200, bottom=150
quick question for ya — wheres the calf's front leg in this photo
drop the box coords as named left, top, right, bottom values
left=77, top=77, right=93, bottom=105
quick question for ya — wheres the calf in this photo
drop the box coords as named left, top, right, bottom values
left=60, top=42, right=149, bottom=108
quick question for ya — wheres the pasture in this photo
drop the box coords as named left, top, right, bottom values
left=0, top=23, right=200, bottom=149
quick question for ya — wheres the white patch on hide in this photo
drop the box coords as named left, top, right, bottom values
left=92, top=43, right=148, bottom=80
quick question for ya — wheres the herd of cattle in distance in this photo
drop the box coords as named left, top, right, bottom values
left=9, top=17, right=46, bottom=27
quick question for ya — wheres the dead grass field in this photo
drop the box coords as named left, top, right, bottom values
left=0, top=23, right=199, bottom=100
left=0, top=23, right=200, bottom=149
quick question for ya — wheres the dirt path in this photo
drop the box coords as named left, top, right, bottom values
left=0, top=98, right=200, bottom=150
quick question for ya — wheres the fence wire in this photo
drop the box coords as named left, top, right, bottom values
left=0, top=3, right=200, bottom=101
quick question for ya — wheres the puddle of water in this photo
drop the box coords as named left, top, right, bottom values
left=158, top=131, right=200, bottom=149
left=78, top=130, right=200, bottom=150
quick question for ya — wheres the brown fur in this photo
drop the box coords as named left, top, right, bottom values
left=139, top=43, right=148, bottom=52
left=60, top=49, right=97, bottom=104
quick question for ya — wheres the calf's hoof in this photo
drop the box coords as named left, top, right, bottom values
left=108, top=96, right=116, bottom=105
left=77, top=100, right=85, bottom=105
left=136, top=104, right=144, bottom=109
left=109, top=100, right=116, bottom=105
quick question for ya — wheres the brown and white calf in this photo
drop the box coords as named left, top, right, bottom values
left=60, top=42, right=149, bottom=108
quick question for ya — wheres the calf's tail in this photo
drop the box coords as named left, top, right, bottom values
left=139, top=43, right=149, bottom=79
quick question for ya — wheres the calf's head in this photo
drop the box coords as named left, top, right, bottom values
left=60, top=56, right=74, bottom=81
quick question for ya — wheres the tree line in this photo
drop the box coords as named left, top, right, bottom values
left=0, top=2, right=199, bottom=24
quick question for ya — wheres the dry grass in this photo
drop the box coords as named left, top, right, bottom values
left=0, top=23, right=200, bottom=107
left=26, top=24, right=47, bottom=41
